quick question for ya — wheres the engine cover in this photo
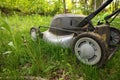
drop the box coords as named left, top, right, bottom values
left=49, top=14, right=88, bottom=35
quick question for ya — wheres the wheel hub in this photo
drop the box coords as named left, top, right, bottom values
left=79, top=43, right=95, bottom=59
left=30, top=29, right=37, bottom=41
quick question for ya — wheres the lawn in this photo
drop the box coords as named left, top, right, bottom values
left=0, top=13, right=120, bottom=80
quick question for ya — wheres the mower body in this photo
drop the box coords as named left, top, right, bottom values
left=30, top=0, right=120, bottom=67
left=42, top=14, right=110, bottom=47
left=43, top=14, right=91, bottom=47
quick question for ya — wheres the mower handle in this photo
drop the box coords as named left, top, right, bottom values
left=77, top=0, right=113, bottom=27
left=104, top=9, right=120, bottom=20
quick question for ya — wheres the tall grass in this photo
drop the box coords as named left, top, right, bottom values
left=0, top=14, right=120, bottom=80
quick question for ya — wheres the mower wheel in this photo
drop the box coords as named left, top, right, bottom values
left=72, top=32, right=108, bottom=66
left=110, top=27, right=120, bottom=45
left=30, top=27, right=40, bottom=41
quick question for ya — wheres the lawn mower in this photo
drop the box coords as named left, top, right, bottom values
left=30, top=0, right=120, bottom=67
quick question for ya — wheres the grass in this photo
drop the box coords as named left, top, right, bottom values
left=0, top=13, right=120, bottom=80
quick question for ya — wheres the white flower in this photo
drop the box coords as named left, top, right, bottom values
left=3, top=51, right=12, bottom=55
left=8, top=41, right=15, bottom=49
left=0, top=27, right=6, bottom=30
left=8, top=41, right=14, bottom=46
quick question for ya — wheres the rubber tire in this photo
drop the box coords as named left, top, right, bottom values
left=110, top=27, right=120, bottom=45
left=72, top=32, right=109, bottom=67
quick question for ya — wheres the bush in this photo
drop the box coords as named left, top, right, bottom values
left=0, top=0, right=63, bottom=15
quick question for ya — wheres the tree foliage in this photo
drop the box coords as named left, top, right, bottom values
left=0, top=0, right=63, bottom=15
left=0, top=0, right=119, bottom=15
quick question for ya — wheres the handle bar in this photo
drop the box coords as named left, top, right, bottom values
left=77, top=0, right=113, bottom=27
left=104, top=9, right=120, bottom=20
